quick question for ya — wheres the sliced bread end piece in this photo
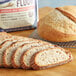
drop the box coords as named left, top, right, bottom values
left=0, top=40, right=17, bottom=67
left=30, top=48, right=73, bottom=70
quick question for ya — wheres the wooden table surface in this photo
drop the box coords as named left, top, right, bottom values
left=0, top=7, right=76, bottom=76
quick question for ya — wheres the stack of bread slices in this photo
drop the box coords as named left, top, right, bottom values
left=0, top=32, right=73, bottom=70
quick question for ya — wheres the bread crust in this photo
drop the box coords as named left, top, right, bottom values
left=12, top=45, right=28, bottom=69
left=21, top=44, right=55, bottom=69
left=0, top=32, right=13, bottom=45
left=38, top=7, right=76, bottom=42
left=21, top=49, right=30, bottom=69
left=0, top=32, right=11, bottom=36
left=38, top=21, right=76, bottom=42
left=30, top=48, right=73, bottom=70
left=0, top=40, right=11, bottom=67
left=21, top=53, right=30, bottom=69
left=3, top=41, right=18, bottom=68
left=56, top=8, right=76, bottom=23
left=12, top=53, right=21, bottom=68
left=12, top=42, right=43, bottom=68
left=4, top=41, right=29, bottom=68
left=12, top=41, right=51, bottom=69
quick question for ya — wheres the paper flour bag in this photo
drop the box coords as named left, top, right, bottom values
left=0, top=0, right=38, bottom=32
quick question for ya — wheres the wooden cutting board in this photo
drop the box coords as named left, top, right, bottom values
left=0, top=7, right=76, bottom=76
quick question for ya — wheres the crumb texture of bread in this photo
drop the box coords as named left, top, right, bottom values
left=0, top=40, right=17, bottom=66
left=31, top=48, right=73, bottom=70
left=3, top=40, right=41, bottom=68
left=12, top=41, right=50, bottom=68
left=21, top=44, right=55, bottom=69
left=35, top=49, right=69, bottom=66
left=0, top=32, right=73, bottom=70
left=0, top=32, right=41, bottom=45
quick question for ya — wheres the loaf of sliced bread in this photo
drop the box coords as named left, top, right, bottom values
left=0, top=32, right=12, bottom=45
left=3, top=40, right=40, bottom=68
left=21, top=44, right=55, bottom=69
left=0, top=32, right=28, bottom=45
left=30, top=48, right=73, bottom=70
left=0, top=32, right=11, bottom=38
left=3, top=39, right=43, bottom=68
left=0, top=40, right=17, bottom=67
left=0, top=32, right=73, bottom=70
left=0, top=32, right=40, bottom=45
left=12, top=41, right=50, bottom=68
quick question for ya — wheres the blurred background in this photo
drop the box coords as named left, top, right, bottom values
left=38, top=0, right=76, bottom=8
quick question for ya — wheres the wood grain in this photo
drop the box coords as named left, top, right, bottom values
left=10, top=30, right=34, bottom=37
left=0, top=7, right=76, bottom=76
left=0, top=48, right=76, bottom=76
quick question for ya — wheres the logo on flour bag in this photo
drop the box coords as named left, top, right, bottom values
left=0, top=0, right=35, bottom=8
left=17, top=0, right=34, bottom=7
left=0, top=0, right=11, bottom=4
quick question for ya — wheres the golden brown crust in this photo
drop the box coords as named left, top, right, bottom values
left=38, top=21, right=76, bottom=42
left=0, top=40, right=11, bottom=67
left=21, top=48, right=36, bottom=69
left=0, top=32, right=10, bottom=36
left=39, top=7, right=54, bottom=20
left=0, top=32, right=13, bottom=44
left=17, top=42, right=52, bottom=69
left=11, top=49, right=21, bottom=68
left=30, top=48, right=73, bottom=70
left=56, top=8, right=76, bottom=23
left=21, top=53, right=30, bottom=69
left=12, top=45, right=29, bottom=69
left=3, top=50, right=11, bottom=68
left=38, top=7, right=76, bottom=42
left=2, top=40, right=24, bottom=68
left=57, top=6, right=76, bottom=19
left=12, top=42, right=41, bottom=69
left=21, top=44, right=57, bottom=69
left=4, top=40, right=44, bottom=68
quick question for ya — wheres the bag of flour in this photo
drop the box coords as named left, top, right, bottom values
left=0, top=0, right=38, bottom=32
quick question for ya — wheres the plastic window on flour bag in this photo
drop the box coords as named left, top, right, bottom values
left=0, top=0, right=38, bottom=32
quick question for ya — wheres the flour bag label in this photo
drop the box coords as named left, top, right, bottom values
left=0, top=0, right=38, bottom=32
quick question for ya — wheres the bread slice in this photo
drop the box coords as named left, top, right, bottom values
left=0, top=32, right=28, bottom=45
left=30, top=48, right=73, bottom=70
left=21, top=44, right=55, bottom=69
left=0, top=32, right=12, bottom=45
left=0, top=40, right=17, bottom=67
left=0, top=32, right=40, bottom=45
left=12, top=35, right=38, bottom=42
left=3, top=40, right=42, bottom=68
left=12, top=41, right=50, bottom=68
left=0, top=32, right=11, bottom=38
